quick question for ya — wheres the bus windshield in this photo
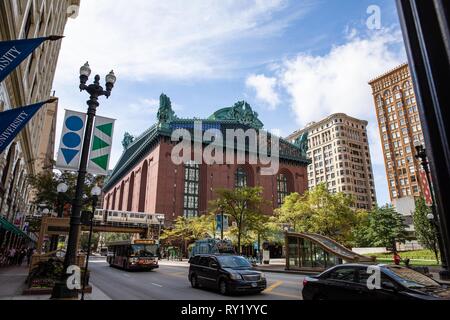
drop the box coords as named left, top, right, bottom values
left=130, top=244, right=158, bottom=257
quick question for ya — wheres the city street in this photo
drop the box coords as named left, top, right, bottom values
left=88, top=258, right=303, bottom=300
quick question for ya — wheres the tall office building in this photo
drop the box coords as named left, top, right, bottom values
left=0, top=1, right=80, bottom=224
left=287, top=113, right=377, bottom=210
left=369, top=64, right=425, bottom=202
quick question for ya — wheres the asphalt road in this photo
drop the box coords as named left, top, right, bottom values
left=88, top=258, right=304, bottom=300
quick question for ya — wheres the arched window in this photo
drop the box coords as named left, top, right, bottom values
left=384, top=90, right=391, bottom=97
left=403, top=81, right=411, bottom=89
left=127, top=172, right=134, bottom=211
left=118, top=181, right=125, bottom=211
left=277, top=174, right=289, bottom=206
left=138, top=161, right=148, bottom=212
left=112, top=189, right=117, bottom=210
left=235, top=167, right=247, bottom=188
left=183, top=161, right=200, bottom=218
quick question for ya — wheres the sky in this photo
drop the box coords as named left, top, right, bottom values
left=52, top=0, right=407, bottom=206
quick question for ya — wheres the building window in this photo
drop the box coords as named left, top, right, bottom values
left=235, top=167, right=247, bottom=188
left=277, top=174, right=289, bottom=206
left=183, top=161, right=200, bottom=218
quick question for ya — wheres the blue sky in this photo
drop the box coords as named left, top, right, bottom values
left=53, top=0, right=407, bottom=206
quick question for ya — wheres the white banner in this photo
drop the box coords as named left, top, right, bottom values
left=87, top=115, right=115, bottom=176
left=55, top=110, right=86, bottom=171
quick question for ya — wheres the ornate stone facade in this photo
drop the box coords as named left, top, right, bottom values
left=0, top=0, right=79, bottom=222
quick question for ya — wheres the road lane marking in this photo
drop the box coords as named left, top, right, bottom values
left=265, top=280, right=283, bottom=293
left=265, top=291, right=300, bottom=299
left=121, top=273, right=131, bottom=278
left=151, top=283, right=163, bottom=287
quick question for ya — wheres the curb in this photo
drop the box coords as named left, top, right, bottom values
left=255, top=268, right=319, bottom=276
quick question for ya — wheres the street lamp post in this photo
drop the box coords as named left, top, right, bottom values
left=51, top=63, right=116, bottom=299
left=50, top=183, right=69, bottom=251
left=81, top=185, right=101, bottom=300
left=415, top=143, right=450, bottom=279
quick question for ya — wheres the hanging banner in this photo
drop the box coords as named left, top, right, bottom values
left=87, top=115, right=115, bottom=175
left=215, top=214, right=229, bottom=233
left=56, top=110, right=87, bottom=171
left=0, top=36, right=63, bottom=83
left=0, top=100, right=52, bottom=154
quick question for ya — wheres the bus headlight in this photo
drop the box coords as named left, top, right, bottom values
left=129, top=258, right=138, bottom=264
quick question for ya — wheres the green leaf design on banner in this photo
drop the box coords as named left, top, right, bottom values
left=92, top=136, right=109, bottom=151
left=91, top=154, right=109, bottom=170
left=96, top=123, right=113, bottom=137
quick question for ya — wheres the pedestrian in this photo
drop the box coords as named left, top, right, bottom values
left=27, top=248, right=36, bottom=266
left=26, top=248, right=34, bottom=266
left=18, top=248, right=26, bottom=266
left=8, top=247, right=16, bottom=265
left=393, top=252, right=401, bottom=265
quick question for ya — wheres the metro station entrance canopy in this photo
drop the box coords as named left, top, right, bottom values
left=285, top=232, right=375, bottom=272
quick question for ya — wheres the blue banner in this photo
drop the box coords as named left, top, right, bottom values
left=0, top=36, right=63, bottom=83
left=0, top=100, right=54, bottom=154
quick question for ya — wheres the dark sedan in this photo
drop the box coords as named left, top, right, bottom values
left=188, top=254, right=267, bottom=295
left=302, top=264, right=450, bottom=300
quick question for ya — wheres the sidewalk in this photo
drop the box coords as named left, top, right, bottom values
left=0, top=265, right=111, bottom=300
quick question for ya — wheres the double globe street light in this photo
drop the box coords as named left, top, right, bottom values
left=51, top=63, right=116, bottom=300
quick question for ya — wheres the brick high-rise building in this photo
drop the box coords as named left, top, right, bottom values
left=369, top=64, right=425, bottom=202
left=103, top=95, right=310, bottom=225
left=287, top=113, right=377, bottom=210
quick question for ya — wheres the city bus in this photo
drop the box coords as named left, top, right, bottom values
left=106, top=239, right=159, bottom=271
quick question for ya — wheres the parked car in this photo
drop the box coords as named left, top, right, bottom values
left=188, top=254, right=267, bottom=295
left=302, top=264, right=450, bottom=300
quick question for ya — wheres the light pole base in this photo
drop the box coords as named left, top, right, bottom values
left=50, top=281, right=79, bottom=300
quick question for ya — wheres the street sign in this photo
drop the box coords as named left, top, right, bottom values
left=56, top=110, right=86, bottom=171
left=419, top=169, right=433, bottom=206
left=87, top=115, right=115, bottom=176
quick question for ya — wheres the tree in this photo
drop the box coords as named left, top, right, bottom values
left=363, top=205, right=408, bottom=249
left=273, top=184, right=358, bottom=245
left=413, top=198, right=440, bottom=263
left=209, top=186, right=268, bottom=254
left=80, top=232, right=100, bottom=252
left=28, top=171, right=104, bottom=213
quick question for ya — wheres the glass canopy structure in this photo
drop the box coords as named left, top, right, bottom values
left=285, top=232, right=375, bottom=272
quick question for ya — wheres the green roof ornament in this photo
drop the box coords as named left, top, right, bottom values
left=122, top=132, right=135, bottom=150
left=157, top=93, right=177, bottom=127
left=209, top=100, right=264, bottom=129
left=294, top=132, right=309, bottom=157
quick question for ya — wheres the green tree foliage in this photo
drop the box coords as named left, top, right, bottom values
left=103, top=233, right=132, bottom=244
left=28, top=171, right=104, bottom=212
left=413, top=198, right=440, bottom=263
left=80, top=232, right=100, bottom=252
left=209, top=187, right=268, bottom=254
left=359, top=205, right=408, bottom=248
left=273, top=184, right=358, bottom=245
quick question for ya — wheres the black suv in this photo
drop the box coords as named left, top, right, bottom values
left=188, top=254, right=267, bottom=295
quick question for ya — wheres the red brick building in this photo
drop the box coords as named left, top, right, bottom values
left=103, top=94, right=310, bottom=225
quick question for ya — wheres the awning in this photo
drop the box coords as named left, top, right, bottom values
left=0, top=216, right=34, bottom=242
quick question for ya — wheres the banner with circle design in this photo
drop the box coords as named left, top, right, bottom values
left=55, top=110, right=87, bottom=171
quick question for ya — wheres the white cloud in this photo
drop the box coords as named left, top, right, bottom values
left=54, top=0, right=312, bottom=82
left=267, top=28, right=407, bottom=204
left=278, top=29, right=405, bottom=166
left=246, top=74, right=280, bottom=110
